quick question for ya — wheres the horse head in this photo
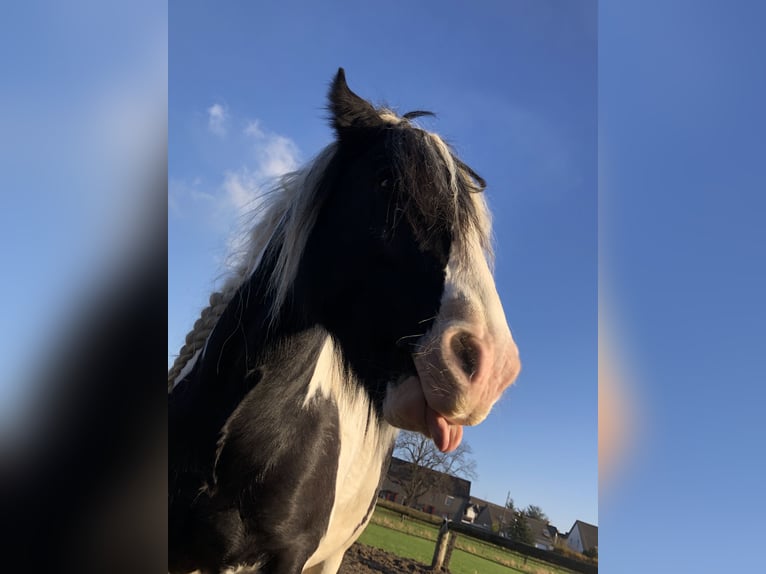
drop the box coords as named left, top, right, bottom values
left=285, top=69, right=521, bottom=452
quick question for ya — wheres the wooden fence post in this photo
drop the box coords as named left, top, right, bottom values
left=444, top=528, right=457, bottom=567
left=431, top=520, right=451, bottom=571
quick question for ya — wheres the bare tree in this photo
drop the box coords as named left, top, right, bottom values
left=391, top=431, right=478, bottom=507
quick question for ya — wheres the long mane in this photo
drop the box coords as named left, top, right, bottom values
left=168, top=109, right=493, bottom=390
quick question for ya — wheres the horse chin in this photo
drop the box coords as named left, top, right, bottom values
left=383, top=375, right=464, bottom=453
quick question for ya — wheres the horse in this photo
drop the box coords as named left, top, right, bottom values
left=168, top=68, right=521, bottom=574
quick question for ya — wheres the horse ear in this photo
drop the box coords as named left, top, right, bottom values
left=328, top=68, right=381, bottom=133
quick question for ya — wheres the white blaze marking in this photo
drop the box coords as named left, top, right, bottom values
left=422, top=213, right=519, bottom=424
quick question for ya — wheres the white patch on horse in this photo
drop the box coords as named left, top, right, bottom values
left=378, top=110, right=403, bottom=125
left=301, top=337, right=398, bottom=572
left=301, top=337, right=342, bottom=408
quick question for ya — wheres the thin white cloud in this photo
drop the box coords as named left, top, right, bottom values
left=171, top=110, right=302, bottom=264
left=255, top=134, right=300, bottom=180
left=190, top=189, right=215, bottom=202
left=208, top=103, right=228, bottom=136
left=218, top=119, right=301, bottom=216
left=244, top=120, right=264, bottom=138
left=220, top=120, right=301, bottom=262
left=219, top=131, right=300, bottom=216
left=222, top=168, right=259, bottom=213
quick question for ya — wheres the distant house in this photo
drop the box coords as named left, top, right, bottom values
left=459, top=496, right=512, bottom=531
left=378, top=457, right=471, bottom=520
left=461, top=502, right=481, bottom=524
left=565, top=520, right=598, bottom=555
left=524, top=516, right=560, bottom=551
left=456, top=499, right=563, bottom=551
left=545, top=524, right=561, bottom=547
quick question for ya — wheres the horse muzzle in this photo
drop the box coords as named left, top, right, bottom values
left=382, top=321, right=520, bottom=452
left=415, top=322, right=521, bottom=426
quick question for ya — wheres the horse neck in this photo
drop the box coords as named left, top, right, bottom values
left=169, top=253, right=323, bottom=470
left=169, top=234, right=407, bottom=467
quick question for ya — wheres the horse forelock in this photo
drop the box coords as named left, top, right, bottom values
left=385, top=118, right=494, bottom=269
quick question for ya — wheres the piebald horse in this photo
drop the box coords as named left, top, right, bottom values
left=169, top=69, right=520, bottom=574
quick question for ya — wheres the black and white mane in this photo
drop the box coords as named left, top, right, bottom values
left=169, top=69, right=520, bottom=574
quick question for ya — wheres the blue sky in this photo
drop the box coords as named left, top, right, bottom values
left=599, top=2, right=766, bottom=571
left=0, top=1, right=764, bottom=570
left=169, top=0, right=597, bottom=531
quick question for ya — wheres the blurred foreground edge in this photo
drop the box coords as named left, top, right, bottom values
left=0, top=174, right=168, bottom=573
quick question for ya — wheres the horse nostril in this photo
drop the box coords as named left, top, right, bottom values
left=450, top=332, right=480, bottom=380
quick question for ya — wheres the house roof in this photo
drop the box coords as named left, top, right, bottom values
left=466, top=497, right=564, bottom=535
left=525, top=517, right=555, bottom=543
left=385, top=457, right=472, bottom=498
left=465, top=496, right=512, bottom=523
left=546, top=524, right=560, bottom=538
left=571, top=520, right=598, bottom=551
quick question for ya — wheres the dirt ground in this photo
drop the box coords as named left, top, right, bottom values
left=338, top=542, right=440, bottom=574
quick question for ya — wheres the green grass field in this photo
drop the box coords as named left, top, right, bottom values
left=358, top=522, right=526, bottom=574
left=369, top=506, right=440, bottom=540
left=357, top=523, right=435, bottom=564
left=360, top=506, right=581, bottom=574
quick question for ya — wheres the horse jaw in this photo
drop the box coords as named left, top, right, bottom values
left=382, top=375, right=463, bottom=453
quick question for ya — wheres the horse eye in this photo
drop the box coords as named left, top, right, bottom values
left=380, top=178, right=389, bottom=188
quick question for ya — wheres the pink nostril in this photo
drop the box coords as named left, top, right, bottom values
left=449, top=332, right=481, bottom=381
